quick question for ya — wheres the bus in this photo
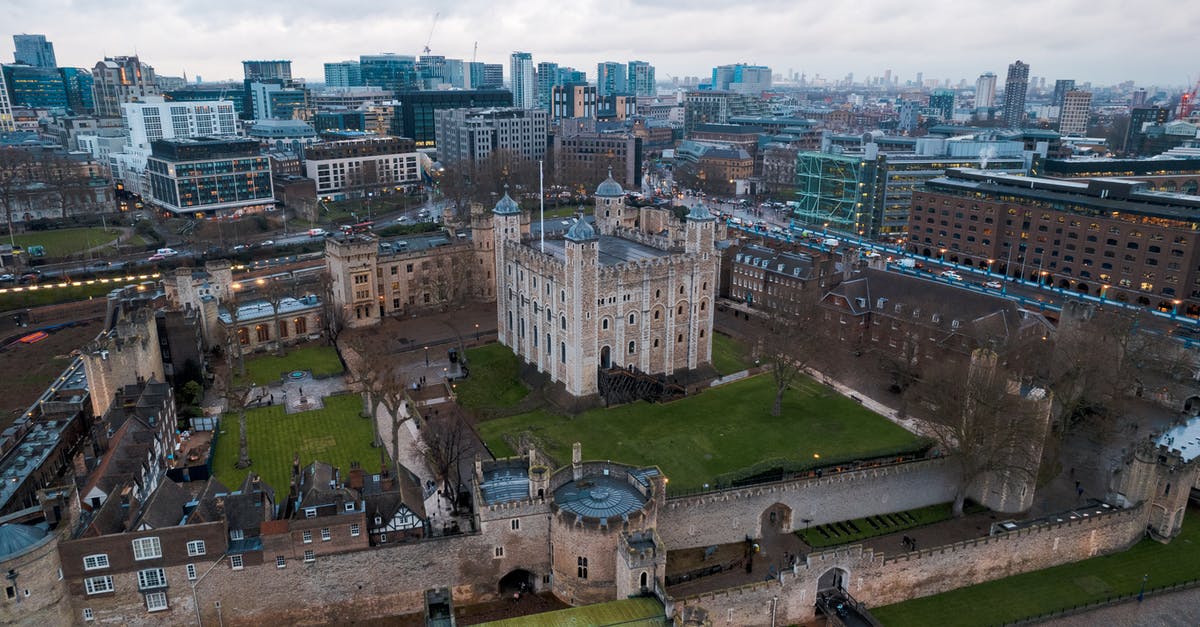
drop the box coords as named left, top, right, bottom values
left=339, top=221, right=374, bottom=234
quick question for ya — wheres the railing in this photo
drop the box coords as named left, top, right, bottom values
left=990, top=577, right=1200, bottom=626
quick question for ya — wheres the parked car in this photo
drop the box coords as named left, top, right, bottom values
left=90, top=260, right=112, bottom=269
left=0, top=274, right=14, bottom=282
left=395, top=216, right=409, bottom=223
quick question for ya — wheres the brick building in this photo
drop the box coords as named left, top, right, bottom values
left=910, top=169, right=1200, bottom=317
left=725, top=243, right=833, bottom=311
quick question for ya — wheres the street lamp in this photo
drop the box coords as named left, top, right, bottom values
left=424, top=346, right=429, bottom=367
left=1138, top=573, right=1148, bottom=602
left=474, top=323, right=480, bottom=341
left=1173, top=299, right=1181, bottom=316
left=939, top=248, right=946, bottom=262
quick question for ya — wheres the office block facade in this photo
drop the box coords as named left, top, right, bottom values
left=242, top=60, right=292, bottom=81
left=360, top=54, right=417, bottom=92
left=434, top=107, right=548, bottom=164
left=92, top=56, right=159, bottom=118
left=1, top=64, right=67, bottom=110
left=12, top=34, right=56, bottom=69
left=392, top=89, right=513, bottom=148
left=147, top=137, right=274, bottom=216
left=551, top=83, right=597, bottom=120
left=324, top=61, right=363, bottom=87
left=303, top=137, right=421, bottom=199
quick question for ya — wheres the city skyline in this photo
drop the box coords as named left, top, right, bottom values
left=3, top=0, right=1193, bottom=88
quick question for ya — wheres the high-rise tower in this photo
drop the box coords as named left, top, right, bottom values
left=509, top=52, right=535, bottom=109
left=12, top=34, right=56, bottom=68
left=1001, top=60, right=1029, bottom=128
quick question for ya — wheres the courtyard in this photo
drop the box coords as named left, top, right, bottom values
left=474, top=364, right=926, bottom=493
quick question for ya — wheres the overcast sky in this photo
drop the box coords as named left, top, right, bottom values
left=4, top=0, right=1194, bottom=88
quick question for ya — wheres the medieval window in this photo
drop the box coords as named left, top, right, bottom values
left=677, top=334, right=683, bottom=343
left=83, top=554, right=109, bottom=571
left=640, top=571, right=648, bottom=588
left=700, top=329, right=706, bottom=338
left=255, top=324, right=269, bottom=342
left=84, top=576, right=113, bottom=595
left=561, top=315, right=567, bottom=330
left=679, top=285, right=684, bottom=294
left=628, top=341, right=636, bottom=354
left=321, top=528, right=332, bottom=542
left=186, top=564, right=197, bottom=581
left=304, top=550, right=316, bottom=562
left=407, top=263, right=414, bottom=272
left=237, top=327, right=249, bottom=345
left=302, top=530, right=313, bottom=544
left=1165, top=483, right=1171, bottom=496
left=577, top=556, right=588, bottom=579
left=145, top=591, right=168, bottom=612
left=186, top=540, right=206, bottom=556
left=511, top=519, right=520, bottom=530
left=655, top=289, right=661, bottom=298
left=278, top=320, right=289, bottom=338
left=379, top=534, right=388, bottom=544
left=653, top=339, right=659, bottom=348
left=677, top=305, right=683, bottom=315
left=546, top=334, right=552, bottom=355
left=495, top=546, right=505, bottom=558
left=137, top=568, right=166, bottom=590
left=230, top=555, right=243, bottom=570
left=628, top=313, right=636, bottom=325
left=561, top=342, right=567, bottom=364
left=700, top=301, right=706, bottom=311
left=132, top=537, right=162, bottom=561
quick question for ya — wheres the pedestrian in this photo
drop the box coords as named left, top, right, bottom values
left=299, top=387, right=303, bottom=396
left=270, top=393, right=274, bottom=404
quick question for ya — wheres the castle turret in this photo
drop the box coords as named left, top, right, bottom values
left=564, top=215, right=599, bottom=396
left=593, top=168, right=625, bottom=235
left=493, top=190, right=523, bottom=348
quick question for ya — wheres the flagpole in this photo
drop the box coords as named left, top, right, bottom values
left=539, top=159, right=545, bottom=253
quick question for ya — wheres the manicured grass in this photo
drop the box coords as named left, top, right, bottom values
left=211, top=393, right=380, bottom=495
left=797, top=502, right=984, bottom=549
left=13, top=228, right=120, bottom=257
left=872, top=506, right=1200, bottom=627
left=0, top=279, right=140, bottom=309
left=710, top=332, right=751, bottom=376
left=476, top=374, right=924, bottom=492
left=455, top=344, right=529, bottom=412
left=234, top=344, right=344, bottom=387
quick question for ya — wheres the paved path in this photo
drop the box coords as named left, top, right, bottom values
left=369, top=397, right=458, bottom=529
left=1038, top=586, right=1200, bottom=627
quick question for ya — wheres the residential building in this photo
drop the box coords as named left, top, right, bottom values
left=627, top=61, right=655, bottom=97
left=324, top=61, right=363, bottom=87
left=975, top=72, right=997, bottom=111
left=1058, top=90, right=1092, bottom=136
left=146, top=137, right=275, bottom=217
left=246, top=78, right=309, bottom=121
left=494, top=177, right=718, bottom=398
left=928, top=89, right=955, bottom=120
left=433, top=107, right=548, bottom=164
left=12, top=34, right=56, bottom=68
left=242, top=60, right=292, bottom=81
left=551, top=83, right=596, bottom=120
left=1051, top=79, right=1076, bottom=111
left=91, top=56, right=159, bottom=118
left=597, top=94, right=636, bottom=122
left=682, top=90, right=768, bottom=135
left=302, top=136, right=420, bottom=199
left=1, top=64, right=67, bottom=110
left=726, top=243, right=833, bottom=309
left=909, top=168, right=1200, bottom=316
left=1001, top=60, right=1029, bottom=128
left=509, top=52, right=535, bottom=109
left=596, top=62, right=626, bottom=98
left=391, top=89, right=513, bottom=148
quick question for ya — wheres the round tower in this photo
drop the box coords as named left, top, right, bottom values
left=493, top=190, right=522, bottom=348
left=593, top=168, right=625, bottom=235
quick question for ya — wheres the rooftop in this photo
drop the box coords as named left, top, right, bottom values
left=537, top=234, right=671, bottom=266
left=1157, top=416, right=1200, bottom=463
left=479, top=465, right=529, bottom=505
left=218, top=295, right=321, bottom=324
left=553, top=475, right=648, bottom=520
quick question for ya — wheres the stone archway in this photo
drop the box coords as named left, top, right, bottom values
left=759, top=502, right=794, bottom=536
left=1184, top=395, right=1200, bottom=416
left=499, top=569, right=536, bottom=594
left=600, top=346, right=611, bottom=369
left=817, top=566, right=849, bottom=592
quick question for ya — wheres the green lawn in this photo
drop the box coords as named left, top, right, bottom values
left=873, top=506, right=1200, bottom=627
left=13, top=228, right=120, bottom=257
left=710, top=332, right=751, bottom=376
left=798, top=502, right=984, bottom=549
left=234, top=344, right=344, bottom=387
left=211, top=393, right=380, bottom=495
left=476, top=374, right=924, bottom=492
left=0, top=276, right=155, bottom=309
left=455, top=344, right=529, bottom=412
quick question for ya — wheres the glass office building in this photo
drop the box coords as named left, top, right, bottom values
left=1, top=64, right=68, bottom=110
left=392, top=89, right=512, bottom=148
left=147, top=137, right=274, bottom=217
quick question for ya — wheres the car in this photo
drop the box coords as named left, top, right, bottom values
left=257, top=240, right=274, bottom=248
left=90, top=260, right=112, bottom=269
left=231, top=244, right=248, bottom=252
left=148, top=253, right=166, bottom=262
left=984, top=280, right=1003, bottom=289
left=396, top=216, right=410, bottom=223
left=0, top=274, right=14, bottom=282
left=560, top=220, right=570, bottom=226
left=939, top=270, right=963, bottom=281
left=156, top=248, right=179, bottom=257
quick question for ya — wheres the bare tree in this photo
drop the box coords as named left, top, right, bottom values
left=260, top=278, right=290, bottom=357
left=220, top=319, right=254, bottom=470
left=347, top=331, right=412, bottom=478
left=315, top=270, right=345, bottom=346
left=759, top=294, right=824, bottom=417
left=0, top=148, right=35, bottom=240
left=422, top=416, right=467, bottom=508
left=907, top=349, right=1047, bottom=516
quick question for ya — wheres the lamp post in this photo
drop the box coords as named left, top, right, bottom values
left=1138, top=573, right=1148, bottom=602
left=424, top=346, right=429, bottom=367
left=474, top=323, right=480, bottom=341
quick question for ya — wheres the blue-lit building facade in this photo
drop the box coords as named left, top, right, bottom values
left=147, top=137, right=275, bottom=217
left=2, top=64, right=68, bottom=110
left=360, top=54, right=418, bottom=92
left=393, top=89, right=512, bottom=148
left=59, top=67, right=94, bottom=114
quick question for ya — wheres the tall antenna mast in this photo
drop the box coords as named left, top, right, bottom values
left=539, top=160, right=545, bottom=252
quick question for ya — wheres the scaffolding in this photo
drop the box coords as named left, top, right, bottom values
left=793, top=152, right=879, bottom=236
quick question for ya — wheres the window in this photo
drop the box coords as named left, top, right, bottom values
left=83, top=554, right=109, bottom=571
left=186, top=540, right=206, bottom=556
left=304, top=550, right=316, bottom=563
left=83, top=608, right=94, bottom=622
left=145, top=591, right=168, bottom=612
left=495, top=546, right=505, bottom=558
left=137, top=568, right=166, bottom=590
left=577, top=556, right=588, bottom=579
left=302, top=530, right=313, bottom=544
left=628, top=313, right=635, bottom=325
left=276, top=555, right=286, bottom=569
left=350, top=523, right=361, bottom=537
left=230, top=555, right=244, bottom=570
left=84, top=576, right=114, bottom=595
left=186, top=564, right=197, bottom=581
left=344, top=502, right=355, bottom=512
left=321, top=528, right=331, bottom=542
left=132, top=537, right=162, bottom=561
left=628, top=341, right=636, bottom=354
left=511, top=519, right=520, bottom=531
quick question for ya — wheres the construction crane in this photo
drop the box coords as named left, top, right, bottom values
left=423, top=12, right=440, bottom=55
left=1178, top=76, right=1200, bottom=118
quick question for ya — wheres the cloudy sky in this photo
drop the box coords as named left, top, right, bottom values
left=4, top=0, right=1194, bottom=88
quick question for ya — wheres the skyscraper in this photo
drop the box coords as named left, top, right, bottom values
left=324, top=61, right=363, bottom=87
left=929, top=89, right=955, bottom=120
left=1051, top=79, right=1076, bottom=111
left=975, top=72, right=997, bottom=110
left=1001, top=60, right=1029, bottom=128
left=509, top=52, right=535, bottom=109
left=596, top=61, right=626, bottom=97
left=242, top=60, right=292, bottom=81
left=12, top=34, right=56, bottom=69
left=627, top=60, right=655, bottom=97
left=536, top=61, right=559, bottom=110
left=1058, top=89, right=1092, bottom=136
left=482, top=64, right=504, bottom=89
left=360, top=54, right=417, bottom=92
left=91, top=56, right=160, bottom=118
left=1, top=64, right=68, bottom=109
left=711, top=64, right=772, bottom=94
left=59, top=67, right=95, bottom=114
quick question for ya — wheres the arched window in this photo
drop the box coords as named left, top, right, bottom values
left=508, top=311, right=513, bottom=330
left=255, top=324, right=270, bottom=342
left=294, top=317, right=309, bottom=336
left=628, top=341, right=636, bottom=354
left=640, top=572, right=648, bottom=588
left=560, top=342, right=566, bottom=363
left=700, top=329, right=706, bottom=338
left=602, top=318, right=609, bottom=330
left=237, top=328, right=249, bottom=345
left=655, top=289, right=661, bottom=298
left=628, top=313, right=636, bottom=325
left=700, top=301, right=706, bottom=311
left=679, top=285, right=685, bottom=294
left=561, top=315, right=567, bottom=330
left=654, top=310, right=660, bottom=320
left=677, top=305, right=683, bottom=315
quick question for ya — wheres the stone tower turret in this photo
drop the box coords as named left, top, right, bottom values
left=493, top=190, right=523, bottom=347
left=593, top=168, right=625, bottom=235
left=324, top=233, right=381, bottom=328
left=564, top=215, right=599, bottom=396
left=1114, top=418, right=1200, bottom=542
